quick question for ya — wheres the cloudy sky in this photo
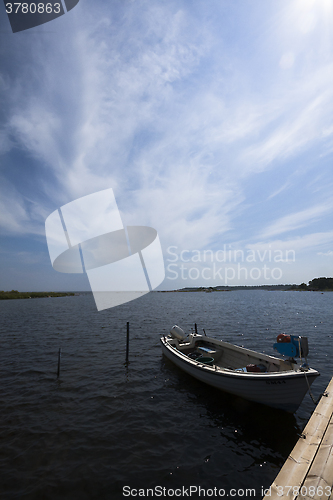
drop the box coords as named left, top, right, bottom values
left=1, top=0, right=333, bottom=291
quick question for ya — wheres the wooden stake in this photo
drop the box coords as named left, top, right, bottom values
left=57, top=348, right=61, bottom=378
left=126, top=322, right=129, bottom=363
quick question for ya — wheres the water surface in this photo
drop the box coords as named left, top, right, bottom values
left=0, top=290, right=331, bottom=499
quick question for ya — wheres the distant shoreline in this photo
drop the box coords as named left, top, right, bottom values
left=0, top=291, right=76, bottom=300
left=161, top=277, right=333, bottom=292
left=1, top=278, right=332, bottom=299
left=160, top=285, right=292, bottom=292
left=160, top=285, right=333, bottom=293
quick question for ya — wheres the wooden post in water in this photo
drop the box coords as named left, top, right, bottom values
left=126, top=322, right=129, bottom=363
left=57, top=348, right=61, bottom=378
left=195, top=323, right=198, bottom=334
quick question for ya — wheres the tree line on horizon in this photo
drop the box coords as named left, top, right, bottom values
left=176, top=277, right=333, bottom=292
left=0, top=291, right=75, bottom=300
left=291, top=277, right=333, bottom=291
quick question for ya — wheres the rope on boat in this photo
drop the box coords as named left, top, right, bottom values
left=303, top=369, right=325, bottom=405
left=298, top=337, right=328, bottom=406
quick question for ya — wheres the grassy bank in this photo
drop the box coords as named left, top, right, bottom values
left=0, top=290, right=75, bottom=300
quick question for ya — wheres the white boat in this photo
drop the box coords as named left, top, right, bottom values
left=160, top=326, right=320, bottom=413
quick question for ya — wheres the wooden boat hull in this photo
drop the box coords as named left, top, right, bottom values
left=160, top=335, right=319, bottom=413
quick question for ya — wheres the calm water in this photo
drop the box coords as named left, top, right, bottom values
left=0, top=291, right=332, bottom=499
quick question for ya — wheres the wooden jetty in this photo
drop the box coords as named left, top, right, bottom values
left=263, top=377, right=333, bottom=500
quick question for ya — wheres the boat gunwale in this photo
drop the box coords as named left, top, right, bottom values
left=160, top=335, right=320, bottom=381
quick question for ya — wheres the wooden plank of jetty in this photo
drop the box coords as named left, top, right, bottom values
left=263, top=377, right=333, bottom=500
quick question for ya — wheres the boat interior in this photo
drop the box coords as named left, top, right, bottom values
left=168, top=335, right=296, bottom=373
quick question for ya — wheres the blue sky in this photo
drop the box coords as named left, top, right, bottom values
left=0, top=0, right=333, bottom=291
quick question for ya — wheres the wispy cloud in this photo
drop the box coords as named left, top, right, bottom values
left=247, top=231, right=333, bottom=254
left=0, top=177, right=47, bottom=236
left=317, top=250, right=333, bottom=257
left=239, top=78, right=333, bottom=174
left=258, top=202, right=333, bottom=240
